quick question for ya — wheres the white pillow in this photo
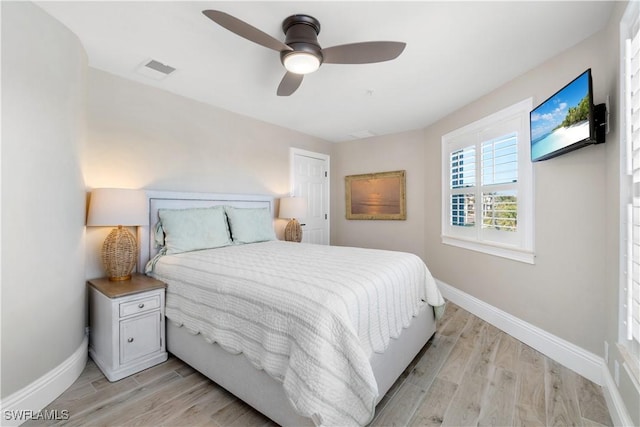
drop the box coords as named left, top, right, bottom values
left=224, top=206, right=276, bottom=244
left=158, top=206, right=232, bottom=254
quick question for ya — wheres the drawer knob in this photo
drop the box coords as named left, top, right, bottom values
left=138, top=303, right=145, bottom=308
left=127, top=337, right=134, bottom=343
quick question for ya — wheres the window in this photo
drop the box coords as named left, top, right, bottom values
left=621, top=0, right=640, bottom=376
left=442, top=98, right=534, bottom=263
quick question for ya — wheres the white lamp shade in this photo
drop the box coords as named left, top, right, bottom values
left=279, top=197, right=307, bottom=219
left=87, top=188, right=148, bottom=226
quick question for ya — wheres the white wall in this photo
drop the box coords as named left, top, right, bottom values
left=84, top=69, right=334, bottom=279
left=1, top=1, right=87, bottom=398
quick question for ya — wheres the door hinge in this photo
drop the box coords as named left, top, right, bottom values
left=325, top=214, right=328, bottom=220
left=324, top=171, right=327, bottom=178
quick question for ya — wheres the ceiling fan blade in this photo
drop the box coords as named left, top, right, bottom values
left=202, top=10, right=292, bottom=53
left=322, top=41, right=406, bottom=64
left=277, top=72, right=304, bottom=96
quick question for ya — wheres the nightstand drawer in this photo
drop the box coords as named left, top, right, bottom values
left=119, top=295, right=160, bottom=318
left=120, top=312, right=161, bottom=364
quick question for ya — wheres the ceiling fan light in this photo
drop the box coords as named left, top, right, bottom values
left=283, top=51, right=320, bottom=74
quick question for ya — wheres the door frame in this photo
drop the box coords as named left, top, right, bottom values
left=289, top=147, right=330, bottom=244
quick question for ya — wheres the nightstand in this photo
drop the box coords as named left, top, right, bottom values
left=88, top=274, right=168, bottom=382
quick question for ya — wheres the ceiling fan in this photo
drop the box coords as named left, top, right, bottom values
left=202, top=10, right=406, bottom=96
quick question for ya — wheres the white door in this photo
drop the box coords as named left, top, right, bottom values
left=291, top=148, right=329, bottom=245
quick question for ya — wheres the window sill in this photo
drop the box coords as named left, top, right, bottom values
left=442, top=235, right=535, bottom=264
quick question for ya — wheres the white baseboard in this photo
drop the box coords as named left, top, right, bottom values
left=436, top=279, right=603, bottom=385
left=0, top=335, right=88, bottom=426
left=601, top=363, right=635, bottom=427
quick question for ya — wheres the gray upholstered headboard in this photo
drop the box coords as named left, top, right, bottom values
left=137, top=190, right=275, bottom=273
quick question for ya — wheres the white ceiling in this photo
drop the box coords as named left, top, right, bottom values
left=36, top=1, right=614, bottom=142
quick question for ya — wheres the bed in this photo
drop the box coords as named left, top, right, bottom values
left=139, top=191, right=444, bottom=427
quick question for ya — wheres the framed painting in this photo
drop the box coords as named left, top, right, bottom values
left=345, top=170, right=406, bottom=220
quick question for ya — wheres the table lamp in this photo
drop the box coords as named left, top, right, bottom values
left=279, top=197, right=307, bottom=243
left=87, top=188, right=148, bottom=281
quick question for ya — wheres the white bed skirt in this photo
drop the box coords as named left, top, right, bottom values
left=167, top=305, right=436, bottom=426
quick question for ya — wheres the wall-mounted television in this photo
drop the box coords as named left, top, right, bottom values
left=530, top=69, right=605, bottom=162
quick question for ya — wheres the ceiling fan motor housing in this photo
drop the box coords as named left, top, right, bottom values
left=280, top=14, right=323, bottom=66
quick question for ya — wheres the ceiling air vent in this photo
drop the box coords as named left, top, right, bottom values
left=348, top=130, right=377, bottom=140
left=135, top=59, right=176, bottom=80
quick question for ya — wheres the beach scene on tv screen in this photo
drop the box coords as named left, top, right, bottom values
left=530, top=72, right=590, bottom=160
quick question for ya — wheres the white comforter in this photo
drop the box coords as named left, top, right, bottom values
left=147, top=241, right=444, bottom=426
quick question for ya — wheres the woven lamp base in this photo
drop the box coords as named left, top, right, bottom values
left=102, top=225, right=138, bottom=281
left=284, top=218, right=303, bottom=243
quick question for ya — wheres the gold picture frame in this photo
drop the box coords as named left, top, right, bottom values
left=345, top=170, right=406, bottom=220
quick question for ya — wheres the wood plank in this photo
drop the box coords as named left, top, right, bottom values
left=441, top=372, right=486, bottom=426
left=466, top=322, right=502, bottom=379
left=477, top=367, right=517, bottom=426
left=545, top=359, right=582, bottom=426
left=370, top=382, right=426, bottom=426
left=438, top=316, right=482, bottom=385
left=494, top=332, right=519, bottom=373
left=438, top=304, right=472, bottom=338
left=88, top=370, right=209, bottom=426
left=519, top=342, right=544, bottom=365
left=226, top=406, right=273, bottom=427
left=514, top=342, right=546, bottom=427
left=514, top=403, right=547, bottom=427
left=176, top=363, right=197, bottom=378
left=436, top=334, right=475, bottom=385
left=41, top=382, right=95, bottom=414
left=576, top=374, right=612, bottom=426
left=132, top=356, right=183, bottom=385
left=409, top=377, right=457, bottom=426
left=582, top=417, right=610, bottom=427
left=155, top=384, right=237, bottom=427
left=436, top=301, right=460, bottom=329
left=459, top=315, right=485, bottom=342
left=125, top=382, right=229, bottom=427
left=407, top=334, right=456, bottom=389
left=210, top=399, right=257, bottom=426
left=63, top=372, right=181, bottom=427
left=51, top=376, right=139, bottom=424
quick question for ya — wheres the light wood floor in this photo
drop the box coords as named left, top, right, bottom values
left=26, top=302, right=612, bottom=426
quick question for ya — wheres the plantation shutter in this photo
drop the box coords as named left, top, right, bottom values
left=481, top=133, right=518, bottom=232
left=626, top=24, right=640, bottom=347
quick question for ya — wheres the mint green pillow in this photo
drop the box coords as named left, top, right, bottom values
left=224, top=206, right=276, bottom=244
left=158, top=206, right=231, bottom=254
